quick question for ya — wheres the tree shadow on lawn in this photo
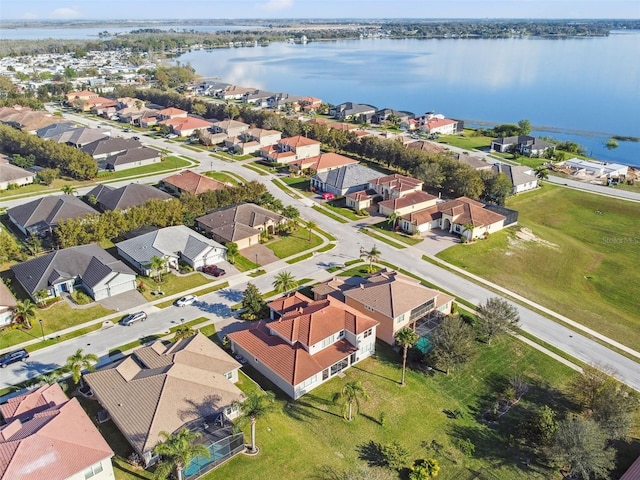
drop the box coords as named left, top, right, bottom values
left=356, top=440, right=386, bottom=467
left=349, top=365, right=398, bottom=385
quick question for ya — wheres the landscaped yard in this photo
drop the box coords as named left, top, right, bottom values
left=436, top=185, right=640, bottom=350
left=266, top=228, right=323, bottom=258
left=205, top=171, right=244, bottom=185
left=435, top=129, right=494, bottom=151
left=213, top=337, right=595, bottom=480
left=97, top=156, right=192, bottom=180
left=139, top=272, right=211, bottom=302
left=370, top=220, right=423, bottom=246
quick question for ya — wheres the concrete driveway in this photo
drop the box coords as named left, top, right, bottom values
left=98, top=290, right=147, bottom=313
left=414, top=229, right=461, bottom=256
left=240, top=244, right=279, bottom=266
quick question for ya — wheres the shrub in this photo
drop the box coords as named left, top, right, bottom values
left=70, top=290, right=92, bottom=305
left=455, top=437, right=475, bottom=457
left=178, top=262, right=193, bottom=274
left=380, top=441, right=409, bottom=470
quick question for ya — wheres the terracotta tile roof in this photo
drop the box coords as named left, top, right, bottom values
left=378, top=191, right=437, bottom=211
left=267, top=291, right=311, bottom=316
left=0, top=384, right=113, bottom=480
left=84, top=333, right=243, bottom=455
left=279, top=135, right=321, bottom=148
left=162, top=169, right=228, bottom=194
left=0, top=280, right=17, bottom=310
left=327, top=122, right=359, bottom=132
left=157, top=107, right=187, bottom=116
left=228, top=322, right=358, bottom=386
left=345, top=189, right=378, bottom=201
left=305, top=117, right=331, bottom=125
left=401, top=205, right=441, bottom=225
left=425, top=118, right=455, bottom=129
left=406, top=140, right=448, bottom=155
left=369, top=173, right=423, bottom=192
left=401, top=197, right=505, bottom=228
left=160, top=116, right=213, bottom=133
left=289, top=152, right=358, bottom=171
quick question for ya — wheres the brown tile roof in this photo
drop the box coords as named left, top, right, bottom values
left=406, top=140, right=448, bottom=155
left=279, top=135, right=321, bottom=148
left=84, top=333, right=243, bottom=455
left=378, top=190, right=437, bottom=211
left=267, top=291, right=311, bottom=316
left=327, top=122, right=359, bottom=132
left=401, top=205, right=441, bottom=225
left=0, top=281, right=17, bottom=311
left=344, top=270, right=442, bottom=318
left=289, top=152, right=358, bottom=171
left=0, top=384, right=113, bottom=480
left=196, top=202, right=285, bottom=241
left=162, top=169, right=228, bottom=195
left=437, top=197, right=505, bottom=227
left=157, top=107, right=187, bottom=116
left=369, top=173, right=423, bottom=192
left=345, top=188, right=378, bottom=201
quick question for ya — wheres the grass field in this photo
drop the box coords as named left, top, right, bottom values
left=436, top=185, right=640, bottom=350
left=370, top=220, right=423, bottom=246
left=140, top=272, right=211, bottom=302
left=213, top=337, right=594, bottom=480
left=266, top=228, right=323, bottom=258
left=435, top=129, right=494, bottom=151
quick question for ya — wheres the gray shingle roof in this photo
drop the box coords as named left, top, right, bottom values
left=87, top=183, right=171, bottom=211
left=7, top=195, right=97, bottom=231
left=81, top=137, right=143, bottom=157
left=492, top=163, right=536, bottom=188
left=51, top=127, right=107, bottom=147
left=11, top=244, right=135, bottom=295
left=104, top=147, right=160, bottom=168
left=0, top=163, right=36, bottom=183
left=35, top=122, right=77, bottom=139
left=313, top=164, right=385, bottom=191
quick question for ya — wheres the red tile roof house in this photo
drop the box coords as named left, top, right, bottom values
left=0, top=383, right=115, bottom=480
left=260, top=135, right=321, bottom=165
left=156, top=107, right=188, bottom=120
left=313, top=270, right=454, bottom=346
left=288, top=152, right=358, bottom=176
left=400, top=197, right=509, bottom=241
left=377, top=191, right=438, bottom=217
left=228, top=294, right=378, bottom=400
left=368, top=173, right=424, bottom=201
left=160, top=169, right=229, bottom=196
left=298, top=96, right=322, bottom=112
left=159, top=116, right=213, bottom=137
left=65, top=90, right=99, bottom=104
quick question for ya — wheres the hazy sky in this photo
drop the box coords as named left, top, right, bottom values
left=1, top=0, right=639, bottom=21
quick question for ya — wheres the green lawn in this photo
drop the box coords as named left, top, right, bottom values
left=97, top=156, right=192, bottom=181
left=359, top=227, right=406, bottom=249
left=324, top=200, right=362, bottom=221
left=436, top=185, right=640, bottom=350
left=213, top=337, right=587, bottom=480
left=139, top=272, right=211, bottom=302
left=281, top=176, right=311, bottom=194
left=312, top=205, right=349, bottom=224
left=435, top=129, right=494, bottom=151
left=370, top=220, right=423, bottom=246
left=266, top=229, right=323, bottom=258
left=205, top=171, right=244, bottom=185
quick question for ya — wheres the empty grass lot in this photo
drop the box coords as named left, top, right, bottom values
left=139, top=272, right=211, bottom=302
left=214, top=338, right=589, bottom=480
left=435, top=129, right=493, bottom=151
left=436, top=185, right=640, bottom=350
left=266, top=228, right=323, bottom=258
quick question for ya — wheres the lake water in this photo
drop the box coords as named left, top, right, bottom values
left=177, top=32, right=640, bottom=166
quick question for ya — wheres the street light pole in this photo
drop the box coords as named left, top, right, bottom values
left=38, top=319, right=45, bottom=342
left=255, top=253, right=259, bottom=271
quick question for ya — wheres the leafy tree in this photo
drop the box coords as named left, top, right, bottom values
left=64, top=348, right=98, bottom=384
left=333, top=381, right=370, bottom=421
left=0, top=231, right=23, bottom=263
left=520, top=405, right=558, bottom=448
left=461, top=222, right=475, bottom=241
left=173, top=326, right=196, bottom=342
left=306, top=220, right=317, bottom=241
left=534, top=166, right=549, bottom=181
left=24, top=233, right=42, bottom=255
left=429, top=315, right=475, bottom=374
left=361, top=244, right=381, bottom=273
left=225, top=242, right=238, bottom=264
left=61, top=184, right=76, bottom=195
left=34, top=290, right=49, bottom=308
left=518, top=119, right=532, bottom=135
left=409, top=458, right=440, bottom=479
left=235, top=390, right=276, bottom=454
left=37, top=167, right=59, bottom=185
left=272, top=271, right=298, bottom=294
left=394, top=327, right=419, bottom=386
left=475, top=297, right=520, bottom=344
left=380, top=441, right=409, bottom=470
left=153, top=428, right=209, bottom=480
left=552, top=418, right=615, bottom=480
left=241, top=283, right=265, bottom=320
left=14, top=299, right=37, bottom=329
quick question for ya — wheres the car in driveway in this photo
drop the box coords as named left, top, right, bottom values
left=202, top=265, right=226, bottom=277
left=120, top=311, right=148, bottom=326
left=0, top=349, right=29, bottom=368
left=321, top=192, right=335, bottom=200
left=175, top=295, right=197, bottom=307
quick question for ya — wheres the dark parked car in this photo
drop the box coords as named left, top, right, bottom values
left=0, top=349, right=29, bottom=368
left=203, top=265, right=226, bottom=277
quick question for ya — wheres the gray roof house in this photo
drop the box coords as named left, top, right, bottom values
left=35, top=122, right=77, bottom=139
left=11, top=244, right=136, bottom=302
left=7, top=195, right=98, bottom=236
left=115, top=225, right=226, bottom=275
left=51, top=127, right=108, bottom=148
left=310, top=164, right=385, bottom=196
left=0, top=163, right=36, bottom=190
left=81, top=137, right=143, bottom=160
left=492, top=163, right=539, bottom=194
left=329, top=102, right=377, bottom=122
left=490, top=135, right=554, bottom=157
left=85, top=183, right=172, bottom=211
left=101, top=147, right=162, bottom=172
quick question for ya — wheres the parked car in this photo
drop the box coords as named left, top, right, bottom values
left=132, top=136, right=140, bottom=140
left=321, top=192, right=335, bottom=200
left=120, top=311, right=147, bottom=326
left=203, top=265, right=226, bottom=277
left=123, top=128, right=131, bottom=132
left=0, top=349, right=29, bottom=368
left=175, top=295, right=197, bottom=307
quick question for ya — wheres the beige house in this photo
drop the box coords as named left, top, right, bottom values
left=314, top=270, right=453, bottom=345
left=0, top=162, right=36, bottom=190
left=378, top=190, right=438, bottom=217
left=0, top=280, right=17, bottom=328
left=368, top=173, right=423, bottom=200
left=228, top=294, right=378, bottom=400
left=211, top=118, right=250, bottom=138
left=261, top=135, right=321, bottom=165
left=288, top=152, right=358, bottom=176
left=84, top=333, right=245, bottom=467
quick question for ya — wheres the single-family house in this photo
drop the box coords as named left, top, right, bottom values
left=216, top=85, right=256, bottom=100
left=345, top=189, right=380, bottom=211
left=368, top=174, right=423, bottom=200
left=378, top=191, right=438, bottom=217
left=0, top=107, right=66, bottom=134
left=116, top=225, right=227, bottom=275
left=490, top=135, right=554, bottom=157
left=7, top=195, right=98, bottom=236
left=156, top=107, right=188, bottom=120
left=0, top=280, right=17, bottom=328
left=421, top=117, right=461, bottom=135
left=35, top=121, right=77, bottom=139
left=454, top=153, right=493, bottom=171
left=86, top=97, right=118, bottom=115
left=326, top=122, right=360, bottom=133
left=0, top=383, right=115, bottom=480
left=11, top=243, right=136, bottom=302
left=0, top=162, right=36, bottom=190
left=399, top=196, right=509, bottom=240
left=298, top=96, right=322, bottom=112
left=84, top=333, right=245, bottom=468
left=51, top=127, right=108, bottom=148
left=311, top=164, right=385, bottom=196
left=65, top=90, right=99, bottom=104
left=225, top=127, right=282, bottom=155
left=211, top=118, right=250, bottom=138
left=160, top=169, right=228, bottom=196
left=242, top=89, right=276, bottom=107
left=268, top=92, right=302, bottom=111
left=372, top=108, right=412, bottom=125
left=561, top=158, right=629, bottom=180
left=101, top=146, right=162, bottom=172
left=288, top=152, right=358, bottom=176
left=196, top=202, right=287, bottom=250
left=313, top=270, right=453, bottom=346
left=159, top=116, right=213, bottom=137
left=228, top=295, right=378, bottom=400
left=492, top=163, right=538, bottom=194
left=81, top=137, right=142, bottom=159
left=330, top=102, right=377, bottom=122
left=261, top=135, right=321, bottom=165
left=85, top=183, right=172, bottom=212
left=406, top=140, right=449, bottom=156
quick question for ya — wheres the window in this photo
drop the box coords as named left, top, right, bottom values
left=363, top=329, right=372, bottom=338
left=321, top=335, right=335, bottom=348
left=298, top=375, right=317, bottom=390
left=395, top=313, right=405, bottom=324
left=337, top=330, right=345, bottom=339
left=225, top=371, right=233, bottom=380
left=364, top=305, right=375, bottom=312
left=84, top=462, right=104, bottom=479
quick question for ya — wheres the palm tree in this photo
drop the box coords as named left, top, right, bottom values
left=14, top=299, right=37, bottom=329
left=387, top=212, right=400, bottom=231
left=395, top=327, right=420, bottom=386
left=225, top=242, right=238, bottom=264
left=273, top=271, right=298, bottom=294
left=61, top=184, right=76, bottom=195
left=360, top=245, right=381, bottom=273
left=306, top=221, right=317, bottom=242
left=235, top=390, right=276, bottom=454
left=462, top=222, right=475, bottom=241
left=173, top=325, right=196, bottom=342
left=64, top=348, right=98, bottom=384
left=534, top=166, right=549, bottom=182
left=153, top=428, right=209, bottom=480
left=333, top=381, right=369, bottom=421
left=149, top=255, right=167, bottom=283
